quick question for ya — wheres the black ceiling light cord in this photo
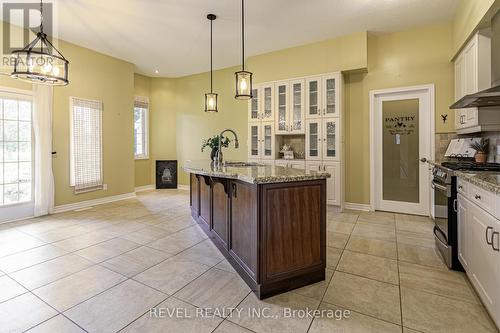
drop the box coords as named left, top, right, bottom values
left=235, top=0, right=253, bottom=100
left=11, top=0, right=69, bottom=85
left=204, top=14, right=218, bottom=112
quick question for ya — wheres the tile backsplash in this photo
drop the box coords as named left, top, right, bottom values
left=481, top=131, right=500, bottom=163
left=435, top=133, right=457, bottom=163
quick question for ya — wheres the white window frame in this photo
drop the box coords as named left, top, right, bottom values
left=134, top=96, right=149, bottom=160
left=69, top=96, right=103, bottom=193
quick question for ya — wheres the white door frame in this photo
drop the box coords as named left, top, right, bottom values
left=369, top=84, right=435, bottom=215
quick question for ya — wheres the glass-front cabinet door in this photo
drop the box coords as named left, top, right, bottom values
left=248, top=87, right=260, bottom=122
left=275, top=82, right=289, bottom=134
left=261, top=122, right=274, bottom=160
left=322, top=118, right=339, bottom=161
left=305, top=119, right=322, bottom=160
left=247, top=124, right=261, bottom=159
left=322, top=75, right=338, bottom=117
left=261, top=84, right=274, bottom=121
left=289, top=79, right=305, bottom=134
left=306, top=76, right=322, bottom=119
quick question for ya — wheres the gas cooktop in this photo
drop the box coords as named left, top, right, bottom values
left=441, top=161, right=500, bottom=171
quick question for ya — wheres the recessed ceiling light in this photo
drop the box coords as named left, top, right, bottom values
left=155, top=69, right=159, bottom=74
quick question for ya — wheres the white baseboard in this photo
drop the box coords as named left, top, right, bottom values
left=344, top=202, right=372, bottom=212
left=135, top=184, right=155, bottom=192
left=53, top=192, right=136, bottom=214
left=177, top=184, right=189, bottom=191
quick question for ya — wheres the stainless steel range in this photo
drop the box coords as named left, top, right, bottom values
left=432, top=161, right=500, bottom=270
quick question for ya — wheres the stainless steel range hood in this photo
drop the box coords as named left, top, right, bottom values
left=451, top=10, right=500, bottom=109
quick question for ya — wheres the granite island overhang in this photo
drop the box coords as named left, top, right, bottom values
left=184, top=160, right=330, bottom=299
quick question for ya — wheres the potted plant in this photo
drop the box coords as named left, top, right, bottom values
left=470, top=138, right=489, bottom=164
left=201, top=135, right=231, bottom=162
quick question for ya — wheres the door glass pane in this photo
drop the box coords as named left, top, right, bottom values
left=264, top=125, right=272, bottom=156
left=251, top=89, right=259, bottom=119
left=309, top=123, right=318, bottom=157
left=251, top=126, right=258, bottom=156
left=309, top=81, right=318, bottom=115
left=0, top=98, right=33, bottom=205
left=264, top=87, right=272, bottom=118
left=382, top=99, right=419, bottom=203
left=293, top=83, right=302, bottom=130
left=326, top=78, right=335, bottom=114
left=326, top=121, right=336, bottom=157
left=278, top=85, right=286, bottom=131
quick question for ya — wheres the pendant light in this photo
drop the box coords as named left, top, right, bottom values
left=205, top=14, right=218, bottom=112
left=11, top=0, right=69, bottom=85
left=234, top=0, right=252, bottom=100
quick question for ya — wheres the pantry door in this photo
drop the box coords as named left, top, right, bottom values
left=370, top=85, right=434, bottom=216
left=0, top=89, right=34, bottom=223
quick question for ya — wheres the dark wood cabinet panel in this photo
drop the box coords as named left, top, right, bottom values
left=199, top=176, right=211, bottom=230
left=262, top=183, right=324, bottom=281
left=212, top=180, right=229, bottom=247
left=190, top=174, right=199, bottom=218
left=230, top=181, right=258, bottom=281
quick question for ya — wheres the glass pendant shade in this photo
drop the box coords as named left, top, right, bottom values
left=11, top=32, right=69, bottom=86
left=205, top=93, right=218, bottom=112
left=235, top=70, right=252, bottom=100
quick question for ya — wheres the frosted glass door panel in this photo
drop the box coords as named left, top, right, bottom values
left=262, top=85, right=274, bottom=121
left=276, top=84, right=288, bottom=133
left=382, top=99, right=419, bottom=203
left=248, top=125, right=260, bottom=159
left=290, top=81, right=304, bottom=133
left=262, top=122, right=274, bottom=159
left=249, top=88, right=259, bottom=122
left=307, top=79, right=320, bottom=118
left=322, top=118, right=339, bottom=161
left=324, top=77, right=337, bottom=116
left=306, top=119, right=321, bottom=160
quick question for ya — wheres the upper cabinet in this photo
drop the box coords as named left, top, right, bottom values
left=248, top=86, right=261, bottom=123
left=275, top=80, right=305, bottom=134
left=306, top=73, right=341, bottom=119
left=261, top=84, right=274, bottom=121
left=454, top=32, right=493, bottom=133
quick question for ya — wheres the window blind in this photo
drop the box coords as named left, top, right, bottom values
left=134, top=96, right=149, bottom=159
left=70, top=97, right=103, bottom=193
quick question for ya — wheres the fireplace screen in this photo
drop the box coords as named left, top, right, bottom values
left=156, top=160, right=177, bottom=189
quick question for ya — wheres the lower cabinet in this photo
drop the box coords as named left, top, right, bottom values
left=458, top=194, right=500, bottom=328
left=307, top=161, right=340, bottom=205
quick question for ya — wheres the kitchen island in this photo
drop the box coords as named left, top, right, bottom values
left=184, top=160, right=330, bottom=299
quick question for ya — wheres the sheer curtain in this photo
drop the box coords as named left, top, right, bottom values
left=32, top=85, right=54, bottom=216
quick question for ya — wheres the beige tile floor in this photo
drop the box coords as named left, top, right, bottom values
left=0, top=189, right=498, bottom=333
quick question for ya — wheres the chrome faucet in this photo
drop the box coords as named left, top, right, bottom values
left=217, top=129, right=239, bottom=164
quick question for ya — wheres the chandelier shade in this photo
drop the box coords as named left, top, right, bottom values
left=204, top=13, right=218, bottom=112
left=235, top=0, right=252, bottom=100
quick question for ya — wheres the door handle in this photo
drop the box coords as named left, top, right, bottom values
left=492, top=231, right=500, bottom=251
left=453, top=199, right=457, bottom=213
left=232, top=183, right=237, bottom=198
left=486, top=226, right=494, bottom=245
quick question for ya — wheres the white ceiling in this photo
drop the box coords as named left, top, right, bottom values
left=49, top=0, right=458, bottom=77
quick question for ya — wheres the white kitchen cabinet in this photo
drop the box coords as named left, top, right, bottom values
left=248, top=86, right=261, bottom=123
left=275, top=81, right=289, bottom=134
left=457, top=193, right=469, bottom=270
left=305, top=76, right=322, bottom=119
left=261, top=84, right=274, bottom=121
left=453, top=32, right=492, bottom=133
left=305, top=119, right=322, bottom=160
left=306, top=161, right=340, bottom=205
left=457, top=185, right=500, bottom=328
left=322, top=74, right=339, bottom=117
left=247, top=122, right=275, bottom=160
left=305, top=118, right=340, bottom=161
left=275, top=159, right=306, bottom=169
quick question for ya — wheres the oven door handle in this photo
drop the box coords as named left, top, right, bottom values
left=433, top=226, right=448, bottom=246
left=431, top=180, right=448, bottom=193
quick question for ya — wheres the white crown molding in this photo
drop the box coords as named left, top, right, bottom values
left=53, top=192, right=136, bottom=214
left=344, top=202, right=372, bottom=212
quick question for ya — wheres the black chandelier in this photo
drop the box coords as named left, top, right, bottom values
left=205, top=14, right=218, bottom=112
left=11, top=0, right=69, bottom=85
left=234, top=0, right=252, bottom=99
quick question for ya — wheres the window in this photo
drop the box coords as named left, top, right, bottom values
left=70, top=97, right=103, bottom=193
left=134, top=97, right=149, bottom=159
left=0, top=94, right=33, bottom=206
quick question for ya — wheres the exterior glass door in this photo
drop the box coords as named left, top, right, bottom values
left=0, top=93, right=34, bottom=222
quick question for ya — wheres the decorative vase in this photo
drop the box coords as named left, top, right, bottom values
left=210, top=148, right=222, bottom=162
left=475, top=152, right=487, bottom=164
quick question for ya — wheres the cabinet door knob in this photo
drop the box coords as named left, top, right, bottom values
left=232, top=183, right=237, bottom=198
left=475, top=194, right=481, bottom=200
left=486, top=226, right=493, bottom=245
left=458, top=185, right=463, bottom=190
left=492, top=231, right=500, bottom=251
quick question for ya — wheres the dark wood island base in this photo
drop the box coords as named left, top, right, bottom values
left=189, top=173, right=326, bottom=299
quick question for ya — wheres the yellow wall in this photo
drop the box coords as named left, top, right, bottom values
left=452, top=0, right=496, bottom=56
left=133, top=73, right=152, bottom=187
left=52, top=40, right=135, bottom=206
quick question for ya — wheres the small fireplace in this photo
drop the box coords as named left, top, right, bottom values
left=156, top=160, right=177, bottom=189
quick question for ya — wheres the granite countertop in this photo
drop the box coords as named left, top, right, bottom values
left=183, top=160, right=330, bottom=184
left=456, top=172, right=500, bottom=194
